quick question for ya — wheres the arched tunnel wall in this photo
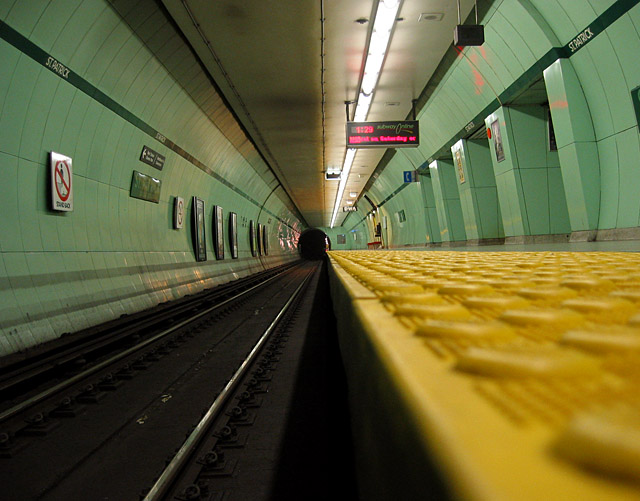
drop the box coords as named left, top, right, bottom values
left=0, top=1, right=303, bottom=355
left=329, top=1, right=640, bottom=249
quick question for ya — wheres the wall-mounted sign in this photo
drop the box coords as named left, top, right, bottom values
left=632, top=86, right=640, bottom=129
left=257, top=223, right=263, bottom=256
left=343, top=206, right=358, bottom=212
left=213, top=205, right=224, bottom=260
left=192, top=197, right=206, bottom=262
left=229, top=212, right=238, bottom=259
left=140, top=145, right=165, bottom=170
left=455, top=150, right=465, bottom=184
left=130, top=170, right=161, bottom=203
left=50, top=151, right=73, bottom=211
left=174, top=196, right=184, bottom=229
left=490, top=120, right=505, bottom=162
left=250, top=220, right=257, bottom=257
left=403, top=170, right=418, bottom=183
left=346, top=121, right=419, bottom=148
left=262, top=224, right=268, bottom=255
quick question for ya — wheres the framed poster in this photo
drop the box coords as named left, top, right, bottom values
left=229, top=212, right=238, bottom=259
left=455, top=149, right=465, bottom=183
left=491, top=120, right=505, bottom=162
left=250, top=220, right=257, bottom=257
left=257, top=223, right=263, bottom=256
left=213, top=205, right=224, bottom=260
left=192, top=197, right=206, bottom=261
left=262, top=224, right=268, bottom=255
left=130, top=170, right=161, bottom=203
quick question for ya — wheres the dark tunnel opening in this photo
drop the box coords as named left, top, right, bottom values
left=298, top=229, right=331, bottom=260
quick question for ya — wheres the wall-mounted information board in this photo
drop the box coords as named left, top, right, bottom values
left=192, top=197, right=206, bottom=262
left=130, top=171, right=161, bottom=203
left=346, top=121, right=419, bottom=148
left=229, top=212, right=238, bottom=259
left=257, top=223, right=263, bottom=256
left=250, top=220, right=257, bottom=257
left=213, top=205, right=224, bottom=260
left=262, top=224, right=268, bottom=255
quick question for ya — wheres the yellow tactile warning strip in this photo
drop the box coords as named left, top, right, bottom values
left=328, top=250, right=640, bottom=501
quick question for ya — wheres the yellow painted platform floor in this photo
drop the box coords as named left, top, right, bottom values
left=329, top=250, right=640, bottom=501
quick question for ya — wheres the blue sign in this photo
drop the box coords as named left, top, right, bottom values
left=403, top=171, right=417, bottom=183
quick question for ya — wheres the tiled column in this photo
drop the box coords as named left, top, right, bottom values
left=485, top=105, right=571, bottom=240
left=428, top=159, right=467, bottom=243
left=451, top=139, right=504, bottom=242
left=544, top=58, right=600, bottom=235
left=418, top=171, right=442, bottom=244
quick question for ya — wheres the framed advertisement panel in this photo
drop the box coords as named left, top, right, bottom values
left=213, top=205, right=224, bottom=260
left=192, top=197, right=206, bottom=261
left=491, top=120, right=505, bottom=162
left=262, top=224, right=268, bottom=256
left=250, top=220, right=257, bottom=257
left=229, top=212, right=238, bottom=259
left=257, top=223, right=263, bottom=256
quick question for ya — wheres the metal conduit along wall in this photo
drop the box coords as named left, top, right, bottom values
left=327, top=0, right=640, bottom=249
left=0, top=0, right=303, bottom=356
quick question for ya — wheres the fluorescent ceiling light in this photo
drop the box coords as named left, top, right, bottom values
left=330, top=148, right=357, bottom=227
left=331, top=0, right=401, bottom=228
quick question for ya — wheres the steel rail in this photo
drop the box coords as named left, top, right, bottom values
left=143, top=268, right=313, bottom=501
left=0, top=268, right=292, bottom=424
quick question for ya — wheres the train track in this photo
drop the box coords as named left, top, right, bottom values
left=144, top=269, right=313, bottom=500
left=0, top=261, right=319, bottom=500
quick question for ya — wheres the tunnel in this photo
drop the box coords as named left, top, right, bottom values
left=298, top=228, right=331, bottom=260
left=4, top=1, right=640, bottom=500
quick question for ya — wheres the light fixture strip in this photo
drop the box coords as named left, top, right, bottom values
left=330, top=148, right=357, bottom=227
left=330, top=0, right=401, bottom=227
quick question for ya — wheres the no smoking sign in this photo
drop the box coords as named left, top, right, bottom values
left=50, top=151, right=73, bottom=211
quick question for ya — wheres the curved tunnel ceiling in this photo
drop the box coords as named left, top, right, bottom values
left=160, top=0, right=476, bottom=228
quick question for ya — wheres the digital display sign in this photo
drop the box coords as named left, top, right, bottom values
left=346, top=121, right=419, bottom=148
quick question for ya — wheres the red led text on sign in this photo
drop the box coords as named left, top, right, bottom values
left=346, top=121, right=419, bottom=148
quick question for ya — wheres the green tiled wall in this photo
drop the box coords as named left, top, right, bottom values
left=345, top=0, right=638, bottom=248
left=0, top=0, right=302, bottom=355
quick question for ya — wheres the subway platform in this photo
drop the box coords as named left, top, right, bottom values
left=328, top=245, right=640, bottom=501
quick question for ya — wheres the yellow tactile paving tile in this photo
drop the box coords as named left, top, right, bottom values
left=328, top=250, right=640, bottom=501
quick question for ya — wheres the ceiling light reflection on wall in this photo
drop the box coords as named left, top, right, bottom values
left=331, top=0, right=402, bottom=227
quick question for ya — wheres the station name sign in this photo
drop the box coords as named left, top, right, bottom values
left=346, top=121, right=419, bottom=148
left=343, top=206, right=358, bottom=212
